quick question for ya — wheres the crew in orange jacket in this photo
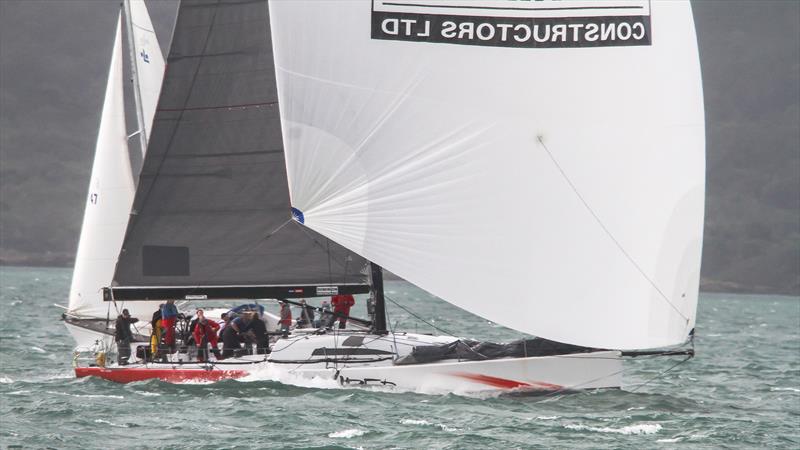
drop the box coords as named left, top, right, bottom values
left=193, top=309, right=221, bottom=361
left=331, top=294, right=355, bottom=329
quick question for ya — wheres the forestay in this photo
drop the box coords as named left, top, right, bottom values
left=109, top=0, right=368, bottom=299
left=271, top=0, right=705, bottom=349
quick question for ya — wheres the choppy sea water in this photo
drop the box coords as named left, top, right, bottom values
left=0, top=266, right=798, bottom=449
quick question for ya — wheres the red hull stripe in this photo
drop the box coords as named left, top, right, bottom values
left=75, top=367, right=249, bottom=384
left=451, top=372, right=563, bottom=390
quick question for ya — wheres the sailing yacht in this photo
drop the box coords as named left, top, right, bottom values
left=62, top=0, right=165, bottom=350
left=75, top=0, right=704, bottom=394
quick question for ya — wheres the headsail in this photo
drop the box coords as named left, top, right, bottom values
left=107, top=0, right=369, bottom=301
left=270, top=1, right=705, bottom=349
left=68, top=15, right=148, bottom=318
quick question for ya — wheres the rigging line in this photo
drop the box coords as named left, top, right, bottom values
left=384, top=294, right=455, bottom=337
left=294, top=224, right=361, bottom=279
left=535, top=136, right=689, bottom=322
left=262, top=217, right=292, bottom=240
left=326, top=239, right=333, bottom=285
left=628, top=354, right=693, bottom=393
left=536, top=366, right=631, bottom=400
left=381, top=303, right=401, bottom=359
left=533, top=351, right=692, bottom=396
left=195, top=217, right=293, bottom=283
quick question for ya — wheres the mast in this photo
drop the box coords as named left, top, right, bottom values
left=369, top=262, right=388, bottom=335
left=123, top=0, right=148, bottom=156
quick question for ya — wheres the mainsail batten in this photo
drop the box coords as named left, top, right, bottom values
left=109, top=0, right=368, bottom=294
left=271, top=1, right=705, bottom=350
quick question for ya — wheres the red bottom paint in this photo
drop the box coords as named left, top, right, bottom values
left=451, top=372, right=563, bottom=390
left=75, top=366, right=249, bottom=383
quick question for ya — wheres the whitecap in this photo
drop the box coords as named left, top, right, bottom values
left=329, top=429, right=366, bottom=438
left=132, top=391, right=161, bottom=397
left=45, top=391, right=124, bottom=400
left=0, top=376, right=13, bottom=384
left=436, top=424, right=459, bottom=432
left=399, top=418, right=457, bottom=431
left=7, top=389, right=30, bottom=396
left=47, top=373, right=75, bottom=381
left=770, top=387, right=800, bottom=392
left=29, top=346, right=46, bottom=354
left=626, top=406, right=645, bottom=411
left=94, top=418, right=129, bottom=428
left=565, top=423, right=662, bottom=435
left=534, top=416, right=559, bottom=421
left=401, top=419, right=431, bottom=426
left=176, top=379, right=218, bottom=385
left=657, top=437, right=682, bottom=443
left=81, top=394, right=125, bottom=399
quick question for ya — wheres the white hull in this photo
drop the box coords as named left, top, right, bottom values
left=76, top=331, right=623, bottom=393
left=293, top=351, right=622, bottom=393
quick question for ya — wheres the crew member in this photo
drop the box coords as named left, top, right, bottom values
left=150, top=304, right=163, bottom=356
left=319, top=301, right=334, bottom=328
left=331, top=294, right=355, bottom=329
left=193, top=309, right=221, bottom=361
left=161, top=300, right=179, bottom=349
left=222, top=312, right=253, bottom=358
left=217, top=312, right=230, bottom=339
left=279, top=301, right=292, bottom=335
left=249, top=314, right=269, bottom=354
left=296, top=299, right=315, bottom=329
left=114, top=309, right=139, bottom=365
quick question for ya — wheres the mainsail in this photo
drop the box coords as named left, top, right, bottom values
left=107, top=0, right=368, bottom=301
left=270, top=1, right=705, bottom=350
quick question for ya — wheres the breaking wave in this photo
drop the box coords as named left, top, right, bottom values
left=564, top=423, right=662, bottom=435
left=328, top=429, right=366, bottom=438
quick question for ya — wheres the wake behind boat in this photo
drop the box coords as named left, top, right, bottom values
left=68, top=0, right=703, bottom=394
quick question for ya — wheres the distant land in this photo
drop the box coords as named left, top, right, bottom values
left=0, top=1, right=798, bottom=296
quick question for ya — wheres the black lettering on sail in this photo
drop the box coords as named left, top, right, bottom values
left=370, top=0, right=652, bottom=49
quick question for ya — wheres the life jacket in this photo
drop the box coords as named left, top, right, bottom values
left=150, top=319, right=162, bottom=354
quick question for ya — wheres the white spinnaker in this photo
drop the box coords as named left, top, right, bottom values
left=270, top=1, right=705, bottom=350
left=67, top=16, right=149, bottom=319
left=129, top=0, right=165, bottom=144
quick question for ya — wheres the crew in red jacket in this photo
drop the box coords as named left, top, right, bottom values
left=331, top=294, right=355, bottom=329
left=279, top=301, right=292, bottom=335
left=193, top=309, right=221, bottom=361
